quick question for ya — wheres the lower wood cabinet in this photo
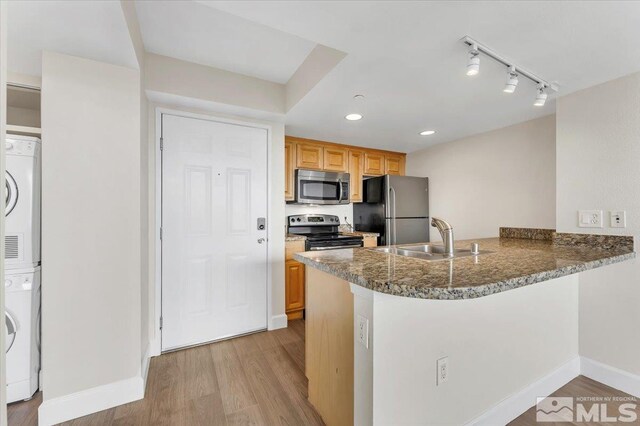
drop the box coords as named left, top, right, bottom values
left=363, top=235, right=378, bottom=247
left=285, top=259, right=305, bottom=320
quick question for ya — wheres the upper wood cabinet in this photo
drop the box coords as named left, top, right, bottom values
left=385, top=154, right=405, bottom=176
left=364, top=151, right=385, bottom=175
left=296, top=142, right=324, bottom=170
left=323, top=146, right=348, bottom=172
left=285, top=136, right=406, bottom=201
left=348, top=150, right=364, bottom=202
left=285, top=140, right=295, bottom=201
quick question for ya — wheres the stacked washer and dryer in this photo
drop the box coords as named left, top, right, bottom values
left=5, top=134, right=41, bottom=403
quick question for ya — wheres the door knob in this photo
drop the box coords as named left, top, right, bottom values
left=257, top=238, right=265, bottom=244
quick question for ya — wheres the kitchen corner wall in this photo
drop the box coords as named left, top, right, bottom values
left=556, top=71, right=640, bottom=376
left=40, top=51, right=142, bottom=405
left=406, top=115, right=556, bottom=241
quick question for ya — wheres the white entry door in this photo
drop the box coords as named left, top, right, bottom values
left=162, top=114, right=268, bottom=351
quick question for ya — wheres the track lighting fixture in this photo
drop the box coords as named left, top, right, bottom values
left=461, top=36, right=557, bottom=107
left=503, top=66, right=519, bottom=94
left=466, top=44, right=480, bottom=76
left=534, top=84, right=548, bottom=107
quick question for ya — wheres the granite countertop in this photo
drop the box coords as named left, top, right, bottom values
left=294, top=227, right=635, bottom=300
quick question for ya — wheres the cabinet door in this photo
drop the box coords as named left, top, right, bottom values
left=285, top=140, right=295, bottom=200
left=385, top=154, right=405, bottom=175
left=364, top=151, right=385, bottom=175
left=348, top=150, right=364, bottom=202
left=296, top=142, right=324, bottom=170
left=285, top=260, right=305, bottom=319
left=323, top=147, right=348, bottom=172
left=363, top=236, right=378, bottom=247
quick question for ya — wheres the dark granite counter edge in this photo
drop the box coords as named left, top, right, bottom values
left=294, top=251, right=636, bottom=301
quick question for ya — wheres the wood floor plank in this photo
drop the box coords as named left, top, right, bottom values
left=10, top=321, right=316, bottom=426
left=240, top=349, right=304, bottom=426
left=225, top=404, right=267, bottom=426
left=209, top=339, right=258, bottom=415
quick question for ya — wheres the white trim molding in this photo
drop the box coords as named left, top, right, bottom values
left=269, top=314, right=288, bottom=331
left=467, top=357, right=581, bottom=426
left=38, top=376, right=144, bottom=426
left=581, top=356, right=640, bottom=398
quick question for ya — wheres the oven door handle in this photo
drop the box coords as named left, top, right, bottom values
left=309, top=244, right=362, bottom=251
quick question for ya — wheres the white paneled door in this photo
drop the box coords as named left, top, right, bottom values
left=161, top=114, right=268, bottom=351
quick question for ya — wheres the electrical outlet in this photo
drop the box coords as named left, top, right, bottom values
left=436, top=357, right=448, bottom=385
left=357, top=315, right=369, bottom=349
left=610, top=211, right=626, bottom=228
left=578, top=210, right=603, bottom=228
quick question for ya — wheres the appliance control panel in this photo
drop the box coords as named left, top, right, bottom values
left=6, top=136, right=41, bottom=157
left=288, top=214, right=340, bottom=226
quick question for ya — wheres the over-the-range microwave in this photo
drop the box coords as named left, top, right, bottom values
left=292, top=169, right=350, bottom=205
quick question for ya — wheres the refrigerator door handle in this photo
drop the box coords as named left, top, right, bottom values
left=389, top=186, right=397, bottom=246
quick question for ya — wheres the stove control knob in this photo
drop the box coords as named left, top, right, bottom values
left=296, top=218, right=301, bottom=222
left=5, top=279, right=11, bottom=287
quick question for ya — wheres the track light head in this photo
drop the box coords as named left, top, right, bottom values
left=503, top=66, right=519, bottom=93
left=534, top=84, right=548, bottom=106
left=466, top=45, right=480, bottom=76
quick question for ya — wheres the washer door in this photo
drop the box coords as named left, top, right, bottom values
left=5, top=171, right=18, bottom=217
left=5, top=311, right=17, bottom=353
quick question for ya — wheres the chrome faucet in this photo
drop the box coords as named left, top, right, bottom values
left=431, top=217, right=455, bottom=256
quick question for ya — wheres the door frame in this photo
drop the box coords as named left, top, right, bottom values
left=152, top=107, right=273, bottom=355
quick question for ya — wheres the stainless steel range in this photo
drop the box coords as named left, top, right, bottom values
left=287, top=214, right=363, bottom=251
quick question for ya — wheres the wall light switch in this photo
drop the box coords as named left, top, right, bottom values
left=610, top=211, right=626, bottom=228
left=436, top=357, right=449, bottom=385
left=578, top=210, right=603, bottom=228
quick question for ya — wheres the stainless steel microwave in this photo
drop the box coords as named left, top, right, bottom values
left=293, top=169, right=350, bottom=205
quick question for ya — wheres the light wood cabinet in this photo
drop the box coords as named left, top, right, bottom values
left=364, top=151, right=385, bottom=175
left=363, top=235, right=378, bottom=247
left=285, top=260, right=305, bottom=320
left=284, top=140, right=295, bottom=201
left=285, top=136, right=406, bottom=201
left=323, top=146, right=348, bottom=172
left=296, top=142, right=324, bottom=170
left=348, top=150, right=364, bottom=202
left=385, top=154, right=405, bottom=176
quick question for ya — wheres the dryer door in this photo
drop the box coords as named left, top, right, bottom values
left=5, top=171, right=18, bottom=217
left=5, top=311, right=17, bottom=353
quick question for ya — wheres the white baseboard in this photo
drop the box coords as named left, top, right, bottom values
left=269, top=313, right=288, bottom=330
left=580, top=356, right=640, bottom=398
left=38, top=376, right=144, bottom=426
left=467, top=357, right=581, bottom=426
left=141, top=344, right=151, bottom=393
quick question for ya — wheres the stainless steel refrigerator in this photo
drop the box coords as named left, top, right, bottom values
left=353, top=175, right=429, bottom=245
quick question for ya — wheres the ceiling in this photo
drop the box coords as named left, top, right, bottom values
left=135, top=1, right=316, bottom=84
left=6, top=1, right=640, bottom=153
left=203, top=1, right=640, bottom=152
left=7, top=0, right=138, bottom=76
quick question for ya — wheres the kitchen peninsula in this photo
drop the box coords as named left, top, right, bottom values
left=294, top=228, right=635, bottom=425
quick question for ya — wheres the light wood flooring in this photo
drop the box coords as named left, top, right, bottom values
left=8, top=322, right=638, bottom=425
left=510, top=375, right=639, bottom=425
left=8, top=319, right=324, bottom=426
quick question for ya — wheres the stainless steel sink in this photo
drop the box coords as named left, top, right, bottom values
left=371, top=244, right=492, bottom=261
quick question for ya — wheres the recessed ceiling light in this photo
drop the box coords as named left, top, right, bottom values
left=345, top=113, right=363, bottom=121
left=420, top=130, right=436, bottom=136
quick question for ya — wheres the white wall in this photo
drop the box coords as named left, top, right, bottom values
left=556, top=71, right=640, bottom=375
left=406, top=115, right=556, bottom=240
left=352, top=275, right=579, bottom=425
left=0, top=1, right=8, bottom=421
left=285, top=203, right=354, bottom=229
left=40, top=51, right=142, bottom=401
